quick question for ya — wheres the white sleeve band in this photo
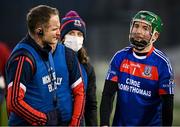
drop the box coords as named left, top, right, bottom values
left=8, top=82, right=26, bottom=93
left=71, top=77, right=82, bottom=89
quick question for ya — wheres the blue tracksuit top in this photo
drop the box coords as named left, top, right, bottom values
left=53, top=43, right=72, bottom=122
left=8, top=42, right=56, bottom=125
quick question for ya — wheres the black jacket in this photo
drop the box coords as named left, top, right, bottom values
left=83, top=63, right=98, bottom=126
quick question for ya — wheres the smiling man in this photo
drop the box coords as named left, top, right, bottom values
left=100, top=10, right=175, bottom=126
left=5, top=5, right=61, bottom=126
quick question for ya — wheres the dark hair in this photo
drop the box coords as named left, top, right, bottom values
left=26, top=5, right=59, bottom=35
left=78, top=47, right=89, bottom=64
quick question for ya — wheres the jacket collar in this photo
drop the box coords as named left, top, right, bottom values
left=20, top=34, right=52, bottom=60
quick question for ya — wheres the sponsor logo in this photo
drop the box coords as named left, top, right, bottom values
left=130, top=63, right=140, bottom=68
left=118, top=78, right=151, bottom=97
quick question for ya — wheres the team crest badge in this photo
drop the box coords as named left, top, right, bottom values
left=74, top=20, right=82, bottom=27
left=142, top=66, right=152, bottom=77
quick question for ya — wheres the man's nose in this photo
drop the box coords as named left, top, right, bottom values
left=136, top=27, right=143, bottom=34
left=56, top=29, right=60, bottom=36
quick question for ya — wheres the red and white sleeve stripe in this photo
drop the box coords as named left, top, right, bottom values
left=70, top=77, right=85, bottom=126
left=7, top=56, right=47, bottom=125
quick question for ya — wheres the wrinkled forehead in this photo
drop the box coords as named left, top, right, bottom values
left=133, top=21, right=152, bottom=29
left=134, top=20, right=151, bottom=26
left=45, top=14, right=60, bottom=28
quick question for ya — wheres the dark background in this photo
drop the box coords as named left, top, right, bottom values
left=0, top=0, right=180, bottom=125
left=0, top=0, right=179, bottom=61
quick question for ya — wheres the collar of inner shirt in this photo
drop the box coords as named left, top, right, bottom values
left=24, top=34, right=52, bottom=61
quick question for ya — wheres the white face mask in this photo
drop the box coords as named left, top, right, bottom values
left=64, top=34, right=84, bottom=52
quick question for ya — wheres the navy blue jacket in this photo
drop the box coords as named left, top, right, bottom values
left=5, top=35, right=85, bottom=126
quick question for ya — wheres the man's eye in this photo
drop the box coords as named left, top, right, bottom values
left=134, top=24, right=139, bottom=28
left=144, top=27, right=148, bottom=31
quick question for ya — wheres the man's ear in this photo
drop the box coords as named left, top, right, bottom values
left=155, top=32, right=159, bottom=40
left=35, top=28, right=43, bottom=36
left=151, top=32, right=159, bottom=43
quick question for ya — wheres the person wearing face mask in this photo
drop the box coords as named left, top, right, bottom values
left=100, top=10, right=175, bottom=126
left=60, top=10, right=97, bottom=126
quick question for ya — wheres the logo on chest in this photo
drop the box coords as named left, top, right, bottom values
left=120, top=59, right=158, bottom=80
left=142, top=65, right=152, bottom=77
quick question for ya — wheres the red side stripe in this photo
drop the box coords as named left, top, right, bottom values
left=75, top=62, right=85, bottom=126
left=25, top=57, right=35, bottom=74
left=15, top=56, right=46, bottom=123
left=77, top=83, right=85, bottom=126
left=71, top=81, right=85, bottom=126
left=14, top=56, right=47, bottom=124
left=12, top=56, right=37, bottom=122
left=15, top=56, right=42, bottom=122
left=7, top=86, right=32, bottom=124
left=14, top=57, right=20, bottom=61
left=11, top=56, right=46, bottom=125
left=11, top=56, right=33, bottom=121
left=11, top=56, right=22, bottom=111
